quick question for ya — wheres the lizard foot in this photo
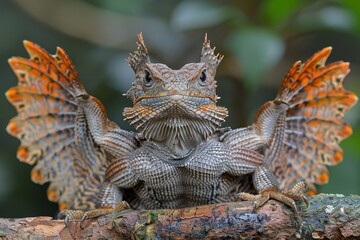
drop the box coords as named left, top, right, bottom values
left=236, top=182, right=308, bottom=213
left=58, top=201, right=130, bottom=224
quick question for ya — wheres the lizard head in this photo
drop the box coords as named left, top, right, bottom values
left=123, top=33, right=228, bottom=157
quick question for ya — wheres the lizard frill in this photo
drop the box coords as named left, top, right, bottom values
left=267, top=47, right=358, bottom=193
left=6, top=41, right=108, bottom=210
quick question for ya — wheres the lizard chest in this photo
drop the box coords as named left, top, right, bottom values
left=122, top=139, right=246, bottom=209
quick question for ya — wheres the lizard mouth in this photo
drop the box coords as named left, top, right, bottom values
left=133, top=94, right=217, bottom=105
left=124, top=94, right=228, bottom=132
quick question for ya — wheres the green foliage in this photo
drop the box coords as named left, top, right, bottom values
left=261, top=0, right=304, bottom=29
left=227, top=28, right=284, bottom=90
left=86, top=0, right=153, bottom=15
left=171, top=1, right=239, bottom=31
left=342, top=0, right=360, bottom=35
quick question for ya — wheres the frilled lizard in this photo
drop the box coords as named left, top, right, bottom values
left=6, top=34, right=357, bottom=220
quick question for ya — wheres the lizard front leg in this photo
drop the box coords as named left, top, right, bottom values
left=71, top=155, right=141, bottom=221
left=221, top=100, right=308, bottom=212
left=224, top=148, right=307, bottom=212
left=59, top=94, right=139, bottom=220
left=76, top=93, right=139, bottom=156
left=59, top=157, right=139, bottom=222
left=236, top=165, right=308, bottom=213
left=59, top=182, right=131, bottom=222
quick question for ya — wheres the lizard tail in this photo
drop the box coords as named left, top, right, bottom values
left=6, top=41, right=107, bottom=210
left=267, top=47, right=358, bottom=194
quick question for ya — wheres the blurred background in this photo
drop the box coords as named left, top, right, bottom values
left=0, top=0, right=359, bottom=218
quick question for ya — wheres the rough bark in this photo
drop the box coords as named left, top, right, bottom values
left=0, top=194, right=359, bottom=239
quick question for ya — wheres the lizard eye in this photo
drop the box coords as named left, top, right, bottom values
left=198, top=69, right=207, bottom=86
left=143, top=69, right=154, bottom=87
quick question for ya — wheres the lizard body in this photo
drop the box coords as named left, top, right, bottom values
left=6, top=34, right=357, bottom=215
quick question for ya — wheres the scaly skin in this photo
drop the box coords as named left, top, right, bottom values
left=6, top=34, right=357, bottom=219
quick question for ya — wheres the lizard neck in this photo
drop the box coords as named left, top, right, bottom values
left=144, top=116, right=214, bottom=157
left=123, top=96, right=228, bottom=157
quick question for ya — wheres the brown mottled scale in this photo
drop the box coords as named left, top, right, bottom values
left=6, top=41, right=107, bottom=210
left=6, top=35, right=357, bottom=214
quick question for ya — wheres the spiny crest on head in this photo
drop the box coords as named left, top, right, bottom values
left=201, top=34, right=223, bottom=69
left=127, top=32, right=150, bottom=72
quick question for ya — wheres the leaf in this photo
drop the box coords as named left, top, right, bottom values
left=171, top=1, right=242, bottom=31
left=227, top=28, right=285, bottom=90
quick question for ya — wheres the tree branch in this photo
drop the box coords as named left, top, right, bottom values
left=1, top=194, right=359, bottom=239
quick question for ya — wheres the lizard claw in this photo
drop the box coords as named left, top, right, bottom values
left=58, top=209, right=86, bottom=226
left=236, top=182, right=308, bottom=213
left=58, top=201, right=131, bottom=225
